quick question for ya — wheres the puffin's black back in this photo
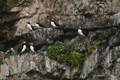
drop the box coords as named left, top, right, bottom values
left=17, top=42, right=29, bottom=53
left=37, top=22, right=44, bottom=28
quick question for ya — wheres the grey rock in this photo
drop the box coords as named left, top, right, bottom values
left=80, top=53, right=99, bottom=79
left=1, top=0, right=120, bottom=80
left=0, top=51, right=5, bottom=59
left=0, top=53, right=79, bottom=80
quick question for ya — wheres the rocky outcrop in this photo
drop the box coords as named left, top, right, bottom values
left=0, top=0, right=33, bottom=42
left=0, top=53, right=80, bottom=80
left=2, top=0, right=119, bottom=37
left=1, top=0, right=120, bottom=80
left=0, top=0, right=120, bottom=40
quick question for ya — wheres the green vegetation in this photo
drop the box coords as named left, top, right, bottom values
left=47, top=44, right=74, bottom=63
left=47, top=44, right=85, bottom=69
left=102, top=50, right=111, bottom=56
left=25, top=47, right=30, bottom=53
left=6, top=53, right=15, bottom=58
left=79, top=40, right=84, bottom=43
left=70, top=51, right=85, bottom=68
left=102, top=52, right=108, bottom=56
left=47, top=40, right=99, bottom=69
left=115, top=50, right=120, bottom=58
left=85, top=40, right=100, bottom=57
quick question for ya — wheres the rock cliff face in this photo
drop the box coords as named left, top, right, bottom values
left=0, top=53, right=80, bottom=80
left=1, top=0, right=120, bottom=80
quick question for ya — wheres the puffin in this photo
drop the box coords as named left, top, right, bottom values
left=35, top=22, right=44, bottom=28
left=30, top=43, right=35, bottom=54
left=6, top=48, right=16, bottom=54
left=26, top=22, right=34, bottom=32
left=51, top=18, right=58, bottom=28
left=78, top=27, right=85, bottom=36
left=20, top=41, right=27, bottom=54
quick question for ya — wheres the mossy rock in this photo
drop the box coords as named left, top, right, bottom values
left=115, top=50, right=120, bottom=58
left=47, top=44, right=85, bottom=69
left=6, top=53, right=14, bottom=58
left=47, top=40, right=99, bottom=70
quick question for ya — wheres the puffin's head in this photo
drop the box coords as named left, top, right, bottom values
left=51, top=18, right=54, bottom=21
left=79, top=27, right=82, bottom=29
left=10, top=48, right=14, bottom=51
left=27, top=22, right=30, bottom=24
left=23, top=41, right=26, bottom=44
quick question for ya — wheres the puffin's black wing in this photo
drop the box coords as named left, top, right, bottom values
left=31, top=25, right=35, bottom=30
left=81, top=29, right=88, bottom=36
left=53, top=21, right=59, bottom=27
left=38, top=23, right=45, bottom=28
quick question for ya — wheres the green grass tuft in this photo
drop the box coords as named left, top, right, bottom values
left=47, top=44, right=97, bottom=70
left=47, top=40, right=99, bottom=70
left=6, top=53, right=14, bottom=58
left=115, top=50, right=120, bottom=58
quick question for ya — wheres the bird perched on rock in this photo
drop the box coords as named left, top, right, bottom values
left=35, top=22, right=44, bottom=29
left=30, top=43, right=35, bottom=54
left=26, top=22, right=34, bottom=32
left=51, top=18, right=58, bottom=28
left=20, top=41, right=27, bottom=54
left=6, top=48, right=16, bottom=54
left=78, top=27, right=85, bottom=36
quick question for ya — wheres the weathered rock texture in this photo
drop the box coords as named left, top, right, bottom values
left=0, top=53, right=80, bottom=80
left=1, top=0, right=120, bottom=80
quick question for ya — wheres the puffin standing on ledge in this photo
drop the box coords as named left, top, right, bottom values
left=20, top=41, right=27, bottom=54
left=26, top=22, right=34, bottom=32
left=35, top=22, right=44, bottom=29
left=6, top=48, right=16, bottom=54
left=30, top=43, right=35, bottom=54
left=51, top=18, right=58, bottom=28
left=78, top=27, right=85, bottom=36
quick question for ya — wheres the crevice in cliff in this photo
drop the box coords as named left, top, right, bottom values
left=84, top=65, right=105, bottom=80
left=26, top=70, right=59, bottom=80
left=35, top=43, right=51, bottom=52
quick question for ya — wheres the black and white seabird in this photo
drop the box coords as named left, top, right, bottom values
left=35, top=22, right=44, bottom=28
left=6, top=48, right=16, bottom=54
left=26, top=22, right=34, bottom=31
left=20, top=41, right=27, bottom=54
left=51, top=19, right=58, bottom=28
left=30, top=43, right=35, bottom=54
left=78, top=27, right=85, bottom=36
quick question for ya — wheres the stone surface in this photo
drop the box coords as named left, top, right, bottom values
left=0, top=51, right=5, bottom=59
left=80, top=53, right=99, bottom=79
left=12, top=0, right=120, bottom=36
left=0, top=53, right=80, bottom=80
left=1, top=0, right=120, bottom=80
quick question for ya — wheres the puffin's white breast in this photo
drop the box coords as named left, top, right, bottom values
left=30, top=45, right=35, bottom=52
left=27, top=24, right=33, bottom=30
left=36, top=24, right=40, bottom=28
left=78, top=29, right=84, bottom=36
left=51, top=21, right=57, bottom=27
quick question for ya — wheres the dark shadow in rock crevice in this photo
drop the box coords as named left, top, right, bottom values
left=26, top=70, right=59, bottom=80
